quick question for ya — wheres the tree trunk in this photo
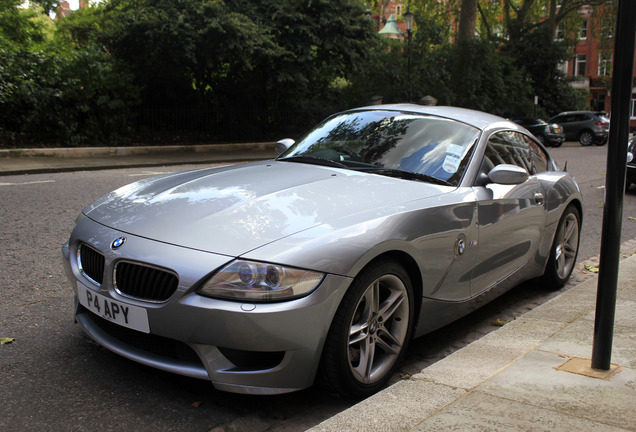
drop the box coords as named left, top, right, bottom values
left=457, top=0, right=478, bottom=45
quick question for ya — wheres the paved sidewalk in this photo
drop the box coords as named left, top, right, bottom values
left=309, top=253, right=636, bottom=432
left=3, top=144, right=635, bottom=431
left=0, top=142, right=277, bottom=175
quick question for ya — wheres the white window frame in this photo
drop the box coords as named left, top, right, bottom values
left=575, top=54, right=586, bottom=76
left=578, top=19, right=588, bottom=40
left=598, top=53, right=612, bottom=76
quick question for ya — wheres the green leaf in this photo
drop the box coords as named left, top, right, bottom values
left=0, top=337, right=15, bottom=345
left=491, top=318, right=510, bottom=327
left=584, top=264, right=600, bottom=273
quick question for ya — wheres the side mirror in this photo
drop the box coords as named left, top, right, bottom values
left=275, top=138, right=295, bottom=155
left=487, top=164, right=529, bottom=185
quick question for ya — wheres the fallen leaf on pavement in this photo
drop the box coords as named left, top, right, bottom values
left=584, top=264, right=600, bottom=273
left=1, top=337, right=15, bottom=345
left=491, top=318, right=510, bottom=327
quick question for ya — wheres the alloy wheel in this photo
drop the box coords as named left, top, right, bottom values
left=347, top=274, right=410, bottom=385
left=555, top=212, right=579, bottom=280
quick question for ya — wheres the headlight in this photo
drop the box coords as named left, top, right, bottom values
left=628, top=152, right=634, bottom=163
left=75, top=211, right=86, bottom=225
left=198, top=260, right=324, bottom=302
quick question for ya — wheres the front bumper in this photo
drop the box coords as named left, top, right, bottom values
left=545, top=132, right=565, bottom=145
left=594, top=129, right=609, bottom=144
left=63, top=218, right=352, bottom=395
left=627, top=163, right=636, bottom=183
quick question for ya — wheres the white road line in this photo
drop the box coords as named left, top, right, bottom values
left=127, top=171, right=173, bottom=177
left=0, top=180, right=56, bottom=187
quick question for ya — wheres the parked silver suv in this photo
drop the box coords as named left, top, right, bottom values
left=549, top=111, right=609, bottom=146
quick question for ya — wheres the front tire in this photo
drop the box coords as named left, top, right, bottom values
left=542, top=205, right=581, bottom=289
left=537, top=134, right=546, bottom=145
left=319, top=260, right=414, bottom=398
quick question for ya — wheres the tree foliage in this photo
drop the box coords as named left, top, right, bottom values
left=0, top=0, right=46, bottom=47
left=0, top=1, right=139, bottom=146
left=476, top=0, right=614, bottom=115
left=0, top=0, right=617, bottom=147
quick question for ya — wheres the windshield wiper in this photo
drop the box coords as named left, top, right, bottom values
left=278, top=156, right=349, bottom=169
left=356, top=168, right=452, bottom=186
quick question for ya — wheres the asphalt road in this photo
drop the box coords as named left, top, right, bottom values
left=1, top=142, right=635, bottom=431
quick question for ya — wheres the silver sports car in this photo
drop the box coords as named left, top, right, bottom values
left=62, top=104, right=582, bottom=397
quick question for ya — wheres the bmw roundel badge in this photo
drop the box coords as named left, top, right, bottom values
left=111, top=237, right=126, bottom=249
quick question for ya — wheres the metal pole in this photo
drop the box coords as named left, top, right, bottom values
left=591, top=0, right=636, bottom=370
left=407, top=30, right=412, bottom=102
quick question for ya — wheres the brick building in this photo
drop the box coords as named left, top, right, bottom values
left=372, top=1, right=635, bottom=129
left=560, top=4, right=636, bottom=130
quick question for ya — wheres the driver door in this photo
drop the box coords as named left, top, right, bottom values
left=470, top=131, right=549, bottom=296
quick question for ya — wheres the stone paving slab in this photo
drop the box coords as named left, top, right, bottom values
left=410, top=390, right=631, bottom=432
left=307, top=379, right=465, bottom=432
left=477, top=350, right=636, bottom=430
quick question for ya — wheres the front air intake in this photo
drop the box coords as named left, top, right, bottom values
left=78, top=244, right=105, bottom=285
left=114, top=261, right=178, bottom=302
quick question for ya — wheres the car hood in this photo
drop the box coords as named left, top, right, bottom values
left=84, top=160, right=449, bottom=256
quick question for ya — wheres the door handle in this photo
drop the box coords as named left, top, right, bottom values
left=534, top=192, right=545, bottom=206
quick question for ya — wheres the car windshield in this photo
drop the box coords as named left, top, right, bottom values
left=277, top=110, right=480, bottom=186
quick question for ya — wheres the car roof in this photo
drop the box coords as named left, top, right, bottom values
left=552, top=111, right=598, bottom=116
left=345, top=103, right=513, bottom=131
left=514, top=117, right=546, bottom=123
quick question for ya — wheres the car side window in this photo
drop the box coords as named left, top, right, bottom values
left=480, top=131, right=548, bottom=177
left=521, top=134, right=548, bottom=173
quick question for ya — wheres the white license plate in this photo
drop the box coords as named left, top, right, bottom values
left=77, top=283, right=150, bottom=333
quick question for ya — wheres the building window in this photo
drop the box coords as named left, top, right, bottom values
left=575, top=55, right=586, bottom=76
left=598, top=53, right=612, bottom=76
left=395, top=4, right=403, bottom=16
left=593, top=94, right=606, bottom=112
left=631, top=92, right=636, bottom=119
left=578, top=19, right=588, bottom=40
left=554, top=26, right=564, bottom=41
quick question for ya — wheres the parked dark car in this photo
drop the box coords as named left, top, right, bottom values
left=512, top=118, right=565, bottom=147
left=627, top=135, right=636, bottom=191
left=549, top=111, right=609, bottom=146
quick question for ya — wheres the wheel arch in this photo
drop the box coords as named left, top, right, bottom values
left=355, top=250, right=424, bottom=331
left=566, top=198, right=584, bottom=226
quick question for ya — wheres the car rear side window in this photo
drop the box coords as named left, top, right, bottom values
left=482, top=131, right=548, bottom=176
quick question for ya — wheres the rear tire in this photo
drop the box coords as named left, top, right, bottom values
left=542, top=205, right=581, bottom=289
left=318, top=260, right=414, bottom=398
left=579, top=131, right=594, bottom=146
